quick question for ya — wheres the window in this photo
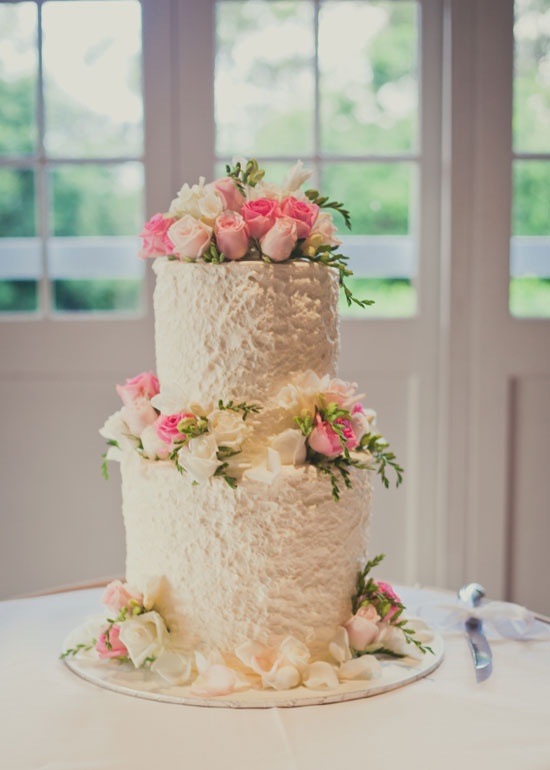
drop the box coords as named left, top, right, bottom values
left=511, top=0, right=550, bottom=318
left=0, top=0, right=144, bottom=315
left=215, top=0, right=421, bottom=317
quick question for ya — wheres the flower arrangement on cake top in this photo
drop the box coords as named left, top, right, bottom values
left=61, top=555, right=433, bottom=696
left=138, top=158, right=372, bottom=309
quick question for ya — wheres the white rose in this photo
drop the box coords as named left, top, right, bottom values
left=207, top=409, right=248, bottom=450
left=168, top=178, right=206, bottom=218
left=140, top=425, right=170, bottom=460
left=177, top=433, right=220, bottom=483
left=99, top=409, right=139, bottom=452
left=118, top=611, right=169, bottom=668
left=197, top=184, right=224, bottom=223
left=270, top=429, right=306, bottom=465
left=276, top=383, right=300, bottom=410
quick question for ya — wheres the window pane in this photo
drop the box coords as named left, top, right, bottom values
left=321, top=162, right=414, bottom=235
left=0, top=3, right=37, bottom=156
left=510, top=159, right=550, bottom=318
left=513, top=0, right=550, bottom=153
left=49, top=163, right=144, bottom=313
left=215, top=0, right=314, bottom=157
left=319, top=1, right=418, bottom=154
left=322, top=162, right=417, bottom=316
left=50, top=163, right=144, bottom=236
left=0, top=168, right=38, bottom=313
left=42, top=0, right=143, bottom=158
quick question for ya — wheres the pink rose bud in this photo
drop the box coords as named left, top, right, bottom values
left=260, top=216, right=298, bottom=262
left=116, top=371, right=160, bottom=406
left=101, top=580, right=143, bottom=613
left=375, top=581, right=402, bottom=622
left=167, top=214, right=213, bottom=259
left=335, top=417, right=359, bottom=451
left=214, top=211, right=250, bottom=261
left=213, top=177, right=244, bottom=212
left=155, top=412, right=196, bottom=445
left=138, top=213, right=177, bottom=259
left=344, top=613, right=380, bottom=652
left=241, top=198, right=281, bottom=239
left=95, top=624, right=129, bottom=659
left=308, top=415, right=343, bottom=457
left=280, top=196, right=319, bottom=239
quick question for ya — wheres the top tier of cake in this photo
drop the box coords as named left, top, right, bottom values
left=153, top=259, right=340, bottom=412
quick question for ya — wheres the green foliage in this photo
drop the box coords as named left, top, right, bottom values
left=0, top=168, right=35, bottom=237
left=53, top=280, right=141, bottom=312
left=0, top=75, right=35, bottom=155
left=0, top=280, right=37, bottom=312
left=217, top=399, right=262, bottom=420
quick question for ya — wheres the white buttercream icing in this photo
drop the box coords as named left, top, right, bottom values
left=121, top=451, right=371, bottom=660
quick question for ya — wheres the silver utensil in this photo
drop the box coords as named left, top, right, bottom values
left=457, top=582, right=493, bottom=682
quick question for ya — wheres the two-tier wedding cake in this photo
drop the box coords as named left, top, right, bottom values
left=62, top=159, right=432, bottom=697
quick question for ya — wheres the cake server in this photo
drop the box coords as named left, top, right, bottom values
left=457, top=582, right=493, bottom=682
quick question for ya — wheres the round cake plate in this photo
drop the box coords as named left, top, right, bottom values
left=62, top=629, right=444, bottom=709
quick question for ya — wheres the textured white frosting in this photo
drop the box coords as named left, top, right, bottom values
left=153, top=259, right=340, bottom=412
left=122, top=451, right=371, bottom=661
left=118, top=258, right=373, bottom=667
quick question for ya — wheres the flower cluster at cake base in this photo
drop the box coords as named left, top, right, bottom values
left=100, top=371, right=260, bottom=488
left=61, top=557, right=433, bottom=698
left=138, top=158, right=372, bottom=310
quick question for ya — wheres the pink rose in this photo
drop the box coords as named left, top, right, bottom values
left=116, top=372, right=159, bottom=405
left=375, top=581, right=402, bottom=622
left=167, top=214, right=213, bottom=259
left=138, top=213, right=176, bottom=259
left=101, top=580, right=143, bottom=613
left=344, top=613, right=380, bottom=652
left=116, top=372, right=159, bottom=437
left=241, top=198, right=281, bottom=239
left=155, top=412, right=196, bottom=445
left=280, top=196, right=319, bottom=239
left=308, top=415, right=343, bottom=457
left=260, top=216, right=298, bottom=262
left=214, top=212, right=250, bottom=261
left=213, top=177, right=244, bottom=212
left=335, top=417, right=359, bottom=451
left=95, top=625, right=129, bottom=659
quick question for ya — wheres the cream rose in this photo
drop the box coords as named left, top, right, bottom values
left=117, top=611, right=169, bottom=668
left=177, top=433, right=220, bottom=483
left=260, top=216, right=298, bottom=262
left=99, top=409, right=139, bottom=453
left=168, top=214, right=213, bottom=260
left=207, top=409, right=248, bottom=450
left=270, top=429, right=307, bottom=465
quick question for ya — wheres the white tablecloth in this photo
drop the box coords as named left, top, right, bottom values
left=2, top=586, right=549, bottom=770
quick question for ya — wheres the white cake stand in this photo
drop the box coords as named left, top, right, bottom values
left=62, top=629, right=444, bottom=709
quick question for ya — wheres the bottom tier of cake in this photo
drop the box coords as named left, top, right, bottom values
left=121, top=451, right=372, bottom=662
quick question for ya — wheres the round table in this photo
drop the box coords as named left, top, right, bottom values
left=1, top=585, right=549, bottom=770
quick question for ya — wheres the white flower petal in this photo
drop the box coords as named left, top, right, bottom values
left=262, top=664, right=301, bottom=691
left=339, top=655, right=382, bottom=681
left=303, top=661, right=340, bottom=690
left=191, top=664, right=239, bottom=697
left=328, top=627, right=352, bottom=664
left=151, top=650, right=192, bottom=685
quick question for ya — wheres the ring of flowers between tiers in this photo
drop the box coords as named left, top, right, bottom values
left=100, top=370, right=403, bottom=500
